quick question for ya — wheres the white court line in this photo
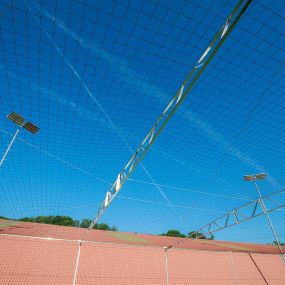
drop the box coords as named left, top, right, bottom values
left=0, top=233, right=276, bottom=254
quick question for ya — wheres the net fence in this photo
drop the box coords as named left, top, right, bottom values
left=0, top=233, right=285, bottom=284
left=0, top=0, right=285, bottom=283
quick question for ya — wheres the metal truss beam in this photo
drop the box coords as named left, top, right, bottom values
left=89, top=0, right=253, bottom=229
left=189, top=189, right=285, bottom=238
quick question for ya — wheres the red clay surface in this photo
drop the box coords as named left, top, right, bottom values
left=0, top=219, right=283, bottom=254
left=250, top=253, right=285, bottom=284
left=1, top=234, right=285, bottom=284
left=0, top=220, right=285, bottom=284
left=0, top=235, right=78, bottom=284
left=77, top=243, right=166, bottom=285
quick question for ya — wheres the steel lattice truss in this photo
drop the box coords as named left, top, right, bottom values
left=90, top=0, right=252, bottom=229
left=189, top=189, right=285, bottom=238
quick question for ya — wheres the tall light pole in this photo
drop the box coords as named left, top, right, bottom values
left=244, top=173, right=285, bottom=263
left=0, top=112, right=39, bottom=168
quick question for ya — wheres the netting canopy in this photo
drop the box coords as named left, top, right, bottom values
left=0, top=0, right=285, bottom=245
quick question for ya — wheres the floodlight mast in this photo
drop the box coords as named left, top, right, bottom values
left=0, top=112, right=39, bottom=168
left=89, top=0, right=253, bottom=230
left=244, top=173, right=285, bottom=263
left=0, top=127, right=21, bottom=168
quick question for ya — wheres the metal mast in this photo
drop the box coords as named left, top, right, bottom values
left=0, top=112, right=39, bottom=168
left=244, top=173, right=285, bottom=263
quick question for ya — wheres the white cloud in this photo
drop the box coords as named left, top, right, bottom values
left=0, top=65, right=106, bottom=125
left=28, top=1, right=183, bottom=221
left=30, top=2, right=281, bottom=191
left=183, top=110, right=280, bottom=189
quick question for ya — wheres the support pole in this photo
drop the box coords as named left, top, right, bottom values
left=72, top=241, right=82, bottom=285
left=164, top=247, right=170, bottom=285
left=0, top=127, right=21, bottom=168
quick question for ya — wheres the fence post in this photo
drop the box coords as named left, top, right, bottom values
left=164, top=247, right=170, bottom=285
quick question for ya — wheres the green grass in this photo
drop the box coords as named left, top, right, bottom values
left=0, top=220, right=20, bottom=228
left=108, top=232, right=150, bottom=244
left=201, top=240, right=252, bottom=251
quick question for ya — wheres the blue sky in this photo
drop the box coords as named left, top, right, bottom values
left=0, top=0, right=285, bottom=243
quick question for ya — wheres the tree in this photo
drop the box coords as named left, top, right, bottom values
left=0, top=216, right=10, bottom=220
left=19, top=215, right=78, bottom=227
left=17, top=216, right=118, bottom=231
left=110, top=225, right=118, bottom=231
left=188, top=231, right=214, bottom=240
left=162, top=230, right=185, bottom=238
left=94, top=223, right=110, bottom=231
left=273, top=240, right=285, bottom=246
left=80, top=219, right=92, bottom=228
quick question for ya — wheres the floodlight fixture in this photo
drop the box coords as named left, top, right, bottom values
left=243, top=175, right=255, bottom=181
left=255, top=173, right=266, bottom=180
left=7, top=112, right=39, bottom=134
left=0, top=112, right=40, bottom=168
left=23, top=121, right=39, bottom=134
left=243, top=173, right=266, bottom=181
left=243, top=173, right=285, bottom=263
left=7, top=112, right=25, bottom=126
